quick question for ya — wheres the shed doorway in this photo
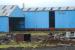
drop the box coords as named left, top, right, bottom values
left=49, top=11, right=55, bottom=28
left=9, top=17, right=25, bottom=32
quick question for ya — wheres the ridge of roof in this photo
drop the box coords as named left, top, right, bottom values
left=23, top=7, right=75, bottom=11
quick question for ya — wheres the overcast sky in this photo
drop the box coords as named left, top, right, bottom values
left=0, top=0, right=75, bottom=8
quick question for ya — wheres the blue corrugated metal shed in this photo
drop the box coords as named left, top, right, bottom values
left=0, top=5, right=24, bottom=32
left=23, top=7, right=75, bottom=29
left=1, top=6, right=75, bottom=32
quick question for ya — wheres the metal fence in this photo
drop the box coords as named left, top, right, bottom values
left=0, top=45, right=75, bottom=50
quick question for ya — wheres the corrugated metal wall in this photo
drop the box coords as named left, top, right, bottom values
left=24, top=11, right=49, bottom=28
left=23, top=10, right=75, bottom=29
left=55, top=10, right=75, bottom=28
left=0, top=16, right=9, bottom=32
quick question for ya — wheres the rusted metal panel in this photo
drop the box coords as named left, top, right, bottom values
left=15, top=34, right=24, bottom=42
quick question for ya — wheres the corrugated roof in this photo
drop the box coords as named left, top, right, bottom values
left=23, top=7, right=75, bottom=11
left=0, top=5, right=17, bottom=16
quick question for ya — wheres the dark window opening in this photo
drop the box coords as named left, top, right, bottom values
left=9, top=17, right=25, bottom=32
left=49, top=11, right=55, bottom=28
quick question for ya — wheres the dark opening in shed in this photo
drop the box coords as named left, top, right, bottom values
left=9, top=17, right=25, bottom=31
left=49, top=11, right=55, bottom=28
